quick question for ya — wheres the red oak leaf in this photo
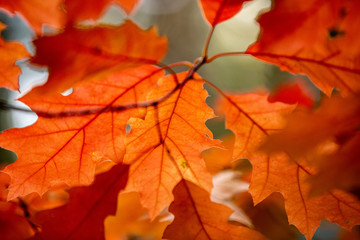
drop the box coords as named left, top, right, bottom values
left=0, top=65, right=162, bottom=199
left=0, top=23, right=29, bottom=91
left=247, top=0, right=360, bottom=96
left=0, top=0, right=65, bottom=34
left=105, top=192, right=170, bottom=240
left=65, top=0, right=139, bottom=24
left=262, top=94, right=360, bottom=194
left=219, top=92, right=360, bottom=239
left=163, top=180, right=267, bottom=240
left=30, top=20, right=167, bottom=94
left=31, top=164, right=129, bottom=240
left=124, top=72, right=220, bottom=219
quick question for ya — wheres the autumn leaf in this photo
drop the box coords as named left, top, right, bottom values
left=0, top=172, right=35, bottom=240
left=30, top=20, right=167, bottom=94
left=0, top=65, right=162, bottom=199
left=217, top=92, right=295, bottom=161
left=124, top=72, right=219, bottom=219
left=250, top=152, right=360, bottom=239
left=0, top=23, right=29, bottom=91
left=235, top=192, right=301, bottom=240
left=218, top=92, right=360, bottom=238
left=0, top=0, right=65, bottom=34
left=31, top=164, right=129, bottom=240
left=65, top=0, right=138, bottom=24
left=309, top=132, right=360, bottom=196
left=268, top=77, right=316, bottom=108
left=247, top=0, right=360, bottom=95
left=163, top=180, right=267, bottom=240
left=105, top=192, right=170, bottom=240
left=199, top=0, right=247, bottom=27
left=262, top=94, right=360, bottom=194
left=262, top=94, right=360, bottom=159
left=202, top=133, right=234, bottom=174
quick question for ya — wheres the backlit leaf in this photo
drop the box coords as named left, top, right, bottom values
left=262, top=94, right=360, bottom=194
left=163, top=180, right=267, bottom=240
left=105, top=192, right=170, bottom=240
left=219, top=92, right=360, bottom=239
left=0, top=65, right=162, bottom=199
left=247, top=0, right=360, bottom=95
left=0, top=23, right=29, bottom=91
left=31, top=164, right=129, bottom=240
left=30, top=21, right=167, bottom=94
left=0, top=0, right=65, bottom=34
left=65, top=0, right=139, bottom=23
left=124, top=73, right=219, bottom=218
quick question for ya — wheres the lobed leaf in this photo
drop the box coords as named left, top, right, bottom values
left=262, top=94, right=360, bottom=194
left=31, top=164, right=129, bottom=240
left=247, top=0, right=360, bottom=96
left=124, top=72, right=220, bottom=219
left=105, top=192, right=170, bottom=240
left=0, top=23, right=29, bottom=91
left=219, top=92, right=360, bottom=239
left=0, top=0, right=65, bottom=34
left=0, top=65, right=162, bottom=199
left=30, top=21, right=167, bottom=94
left=163, top=180, right=267, bottom=240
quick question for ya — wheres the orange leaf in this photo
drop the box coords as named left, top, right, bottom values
left=236, top=192, right=302, bottom=240
left=163, top=180, right=267, bottom=240
left=247, top=0, right=360, bottom=95
left=200, top=0, right=247, bottom=27
left=219, top=92, right=360, bottom=239
left=262, top=94, right=360, bottom=157
left=250, top=153, right=360, bottom=239
left=65, top=0, right=138, bottom=23
left=0, top=0, right=65, bottom=34
left=30, top=21, right=167, bottom=94
left=31, top=164, right=129, bottom=240
left=0, top=65, right=162, bottom=199
left=0, top=23, right=29, bottom=91
left=218, top=92, right=295, bottom=161
left=202, top=134, right=234, bottom=174
left=105, top=192, right=170, bottom=240
left=262, top=94, right=360, bottom=194
left=124, top=73, right=219, bottom=218
left=310, top=133, right=360, bottom=196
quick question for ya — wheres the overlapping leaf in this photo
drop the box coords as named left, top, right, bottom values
left=124, top=73, right=219, bottom=218
left=236, top=192, right=302, bottom=240
left=217, top=92, right=295, bottom=161
left=247, top=0, right=360, bottom=95
left=262, top=94, right=360, bottom=194
left=105, top=192, right=170, bottom=240
left=199, top=0, right=247, bottom=27
left=30, top=21, right=167, bottom=94
left=250, top=152, right=360, bottom=239
left=219, top=92, right=360, bottom=239
left=0, top=0, right=65, bottom=34
left=0, top=65, right=163, bottom=199
left=0, top=23, right=29, bottom=91
left=65, top=0, right=138, bottom=24
left=31, top=164, right=129, bottom=240
left=0, top=172, right=35, bottom=240
left=163, top=180, right=267, bottom=240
